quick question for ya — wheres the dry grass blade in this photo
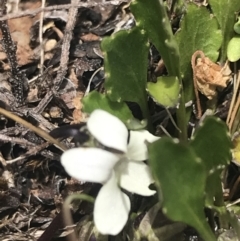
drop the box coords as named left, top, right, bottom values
left=0, top=107, right=67, bottom=151
left=39, top=0, right=46, bottom=75
left=227, top=71, right=240, bottom=133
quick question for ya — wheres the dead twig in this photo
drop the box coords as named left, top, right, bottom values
left=35, top=0, right=80, bottom=130
left=6, top=142, right=49, bottom=164
left=0, top=134, right=35, bottom=147
left=0, top=1, right=127, bottom=22
left=54, top=0, right=79, bottom=90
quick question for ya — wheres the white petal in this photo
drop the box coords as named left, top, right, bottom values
left=127, top=130, right=160, bottom=161
left=87, top=110, right=128, bottom=153
left=116, top=160, right=156, bottom=196
left=94, top=172, right=130, bottom=235
left=61, top=148, right=119, bottom=183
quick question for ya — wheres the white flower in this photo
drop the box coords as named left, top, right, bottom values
left=61, top=110, right=159, bottom=235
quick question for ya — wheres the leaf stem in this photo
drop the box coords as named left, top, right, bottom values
left=176, top=80, right=188, bottom=142
left=214, top=181, right=229, bottom=229
left=63, top=193, right=94, bottom=241
left=198, top=225, right=217, bottom=241
left=194, top=215, right=217, bottom=241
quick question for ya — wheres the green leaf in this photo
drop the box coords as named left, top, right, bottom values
left=190, top=117, right=232, bottom=206
left=131, top=0, right=180, bottom=77
left=175, top=3, right=222, bottom=101
left=208, top=0, right=240, bottom=61
left=82, top=91, right=146, bottom=129
left=227, top=36, right=240, bottom=62
left=101, top=27, right=149, bottom=118
left=190, top=117, right=231, bottom=171
left=148, top=138, right=216, bottom=241
left=234, top=17, right=240, bottom=34
left=147, top=76, right=180, bottom=107
left=130, top=0, right=187, bottom=141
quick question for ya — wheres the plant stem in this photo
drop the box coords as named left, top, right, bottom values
left=199, top=229, right=217, bottom=241
left=63, top=193, right=94, bottom=241
left=214, top=180, right=229, bottom=229
left=197, top=221, right=217, bottom=241
left=176, top=82, right=188, bottom=142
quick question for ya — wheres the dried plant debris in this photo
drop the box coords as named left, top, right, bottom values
left=192, top=50, right=231, bottom=99
left=191, top=50, right=232, bottom=118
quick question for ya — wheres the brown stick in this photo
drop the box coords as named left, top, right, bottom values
left=54, top=0, right=79, bottom=90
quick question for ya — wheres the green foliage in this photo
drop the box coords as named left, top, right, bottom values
left=149, top=138, right=216, bottom=241
left=190, top=117, right=231, bottom=170
left=130, top=0, right=180, bottom=77
left=175, top=3, right=222, bottom=101
left=208, top=0, right=240, bottom=61
left=83, top=0, right=187, bottom=137
left=101, top=27, right=149, bottom=118
left=75, top=0, right=239, bottom=238
left=227, top=36, right=240, bottom=62
left=147, top=76, right=180, bottom=107
left=130, top=0, right=187, bottom=139
left=234, top=17, right=240, bottom=34
left=83, top=91, right=146, bottom=130
left=190, top=117, right=232, bottom=206
left=148, top=117, right=231, bottom=240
